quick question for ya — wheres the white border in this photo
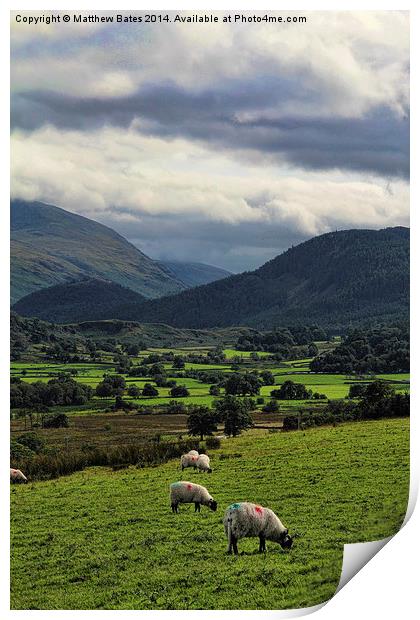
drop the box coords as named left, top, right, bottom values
left=2, top=1, right=417, bottom=618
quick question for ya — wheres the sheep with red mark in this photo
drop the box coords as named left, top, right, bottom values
left=170, top=481, right=217, bottom=513
left=224, top=502, right=293, bottom=555
left=10, top=468, right=28, bottom=484
left=197, top=453, right=212, bottom=473
left=180, top=452, right=199, bottom=471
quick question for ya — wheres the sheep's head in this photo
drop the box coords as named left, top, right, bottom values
left=208, top=499, right=218, bottom=511
left=279, top=529, right=293, bottom=550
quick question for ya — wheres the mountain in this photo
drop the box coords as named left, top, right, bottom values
left=13, top=278, right=147, bottom=324
left=129, top=227, right=408, bottom=330
left=10, top=199, right=186, bottom=303
left=13, top=227, right=409, bottom=330
left=158, top=260, right=232, bottom=288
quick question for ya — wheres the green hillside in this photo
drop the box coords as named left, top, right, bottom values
left=38, top=227, right=406, bottom=330
left=11, top=200, right=186, bottom=303
left=13, top=278, right=147, bottom=323
left=10, top=419, right=409, bottom=609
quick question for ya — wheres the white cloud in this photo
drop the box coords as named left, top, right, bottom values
left=11, top=124, right=409, bottom=238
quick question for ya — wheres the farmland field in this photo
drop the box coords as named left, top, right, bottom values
left=10, top=418, right=409, bottom=610
left=10, top=346, right=410, bottom=418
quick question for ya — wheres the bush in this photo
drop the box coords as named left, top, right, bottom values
left=165, top=400, right=187, bottom=415
left=16, top=432, right=44, bottom=454
left=282, top=390, right=409, bottom=431
left=10, top=440, right=35, bottom=460
left=43, top=413, right=69, bottom=428
left=12, top=437, right=202, bottom=481
left=348, top=383, right=367, bottom=398
left=205, top=436, right=221, bottom=449
left=262, top=400, right=280, bottom=413
left=209, top=385, right=220, bottom=396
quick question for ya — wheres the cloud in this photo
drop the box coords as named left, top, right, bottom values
left=11, top=125, right=409, bottom=271
left=11, top=11, right=409, bottom=116
left=10, top=11, right=409, bottom=270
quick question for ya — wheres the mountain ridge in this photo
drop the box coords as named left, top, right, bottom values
left=13, top=226, right=409, bottom=330
left=10, top=199, right=186, bottom=303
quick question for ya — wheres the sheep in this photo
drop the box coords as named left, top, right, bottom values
left=197, top=453, right=212, bottom=473
left=223, top=502, right=293, bottom=555
left=180, top=452, right=199, bottom=471
left=188, top=450, right=199, bottom=456
left=10, top=468, right=28, bottom=484
left=170, top=481, right=217, bottom=513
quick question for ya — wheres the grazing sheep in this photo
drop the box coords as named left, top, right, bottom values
left=180, top=452, right=199, bottom=471
left=188, top=450, right=199, bottom=456
left=10, top=468, right=28, bottom=484
left=223, top=502, right=293, bottom=555
left=197, top=453, right=212, bottom=473
left=170, top=481, right=217, bottom=513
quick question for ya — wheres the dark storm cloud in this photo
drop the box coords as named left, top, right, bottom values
left=11, top=80, right=409, bottom=179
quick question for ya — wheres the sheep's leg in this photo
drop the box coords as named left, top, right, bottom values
left=259, top=534, right=266, bottom=553
left=232, top=535, right=239, bottom=556
left=171, top=502, right=178, bottom=513
left=195, top=502, right=201, bottom=512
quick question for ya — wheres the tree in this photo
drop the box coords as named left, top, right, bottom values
left=127, top=385, right=141, bottom=398
left=271, top=380, right=311, bottom=400
left=214, top=395, right=254, bottom=437
left=126, top=343, right=140, bottom=356
left=142, top=383, right=159, bottom=397
left=170, top=385, right=190, bottom=398
left=260, top=370, right=275, bottom=385
left=358, top=381, right=396, bottom=419
left=95, top=381, right=114, bottom=398
left=187, top=406, right=218, bottom=440
left=209, top=384, right=220, bottom=396
left=172, top=356, right=185, bottom=369
left=308, top=343, right=319, bottom=357
left=348, top=383, right=367, bottom=398
left=149, top=363, right=165, bottom=377
left=224, top=373, right=261, bottom=396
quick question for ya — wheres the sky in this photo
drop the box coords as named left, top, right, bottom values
left=10, top=11, right=409, bottom=272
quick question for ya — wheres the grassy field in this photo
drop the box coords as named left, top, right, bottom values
left=10, top=418, right=409, bottom=610
left=10, top=352, right=410, bottom=416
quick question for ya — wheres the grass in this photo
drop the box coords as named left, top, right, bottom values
left=10, top=418, right=409, bottom=610
left=11, top=355, right=410, bottom=414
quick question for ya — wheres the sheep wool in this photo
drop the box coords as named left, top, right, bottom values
left=223, top=502, right=293, bottom=554
left=170, top=481, right=217, bottom=513
left=197, top=453, right=212, bottom=473
left=10, top=468, right=28, bottom=484
left=180, top=452, right=199, bottom=470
